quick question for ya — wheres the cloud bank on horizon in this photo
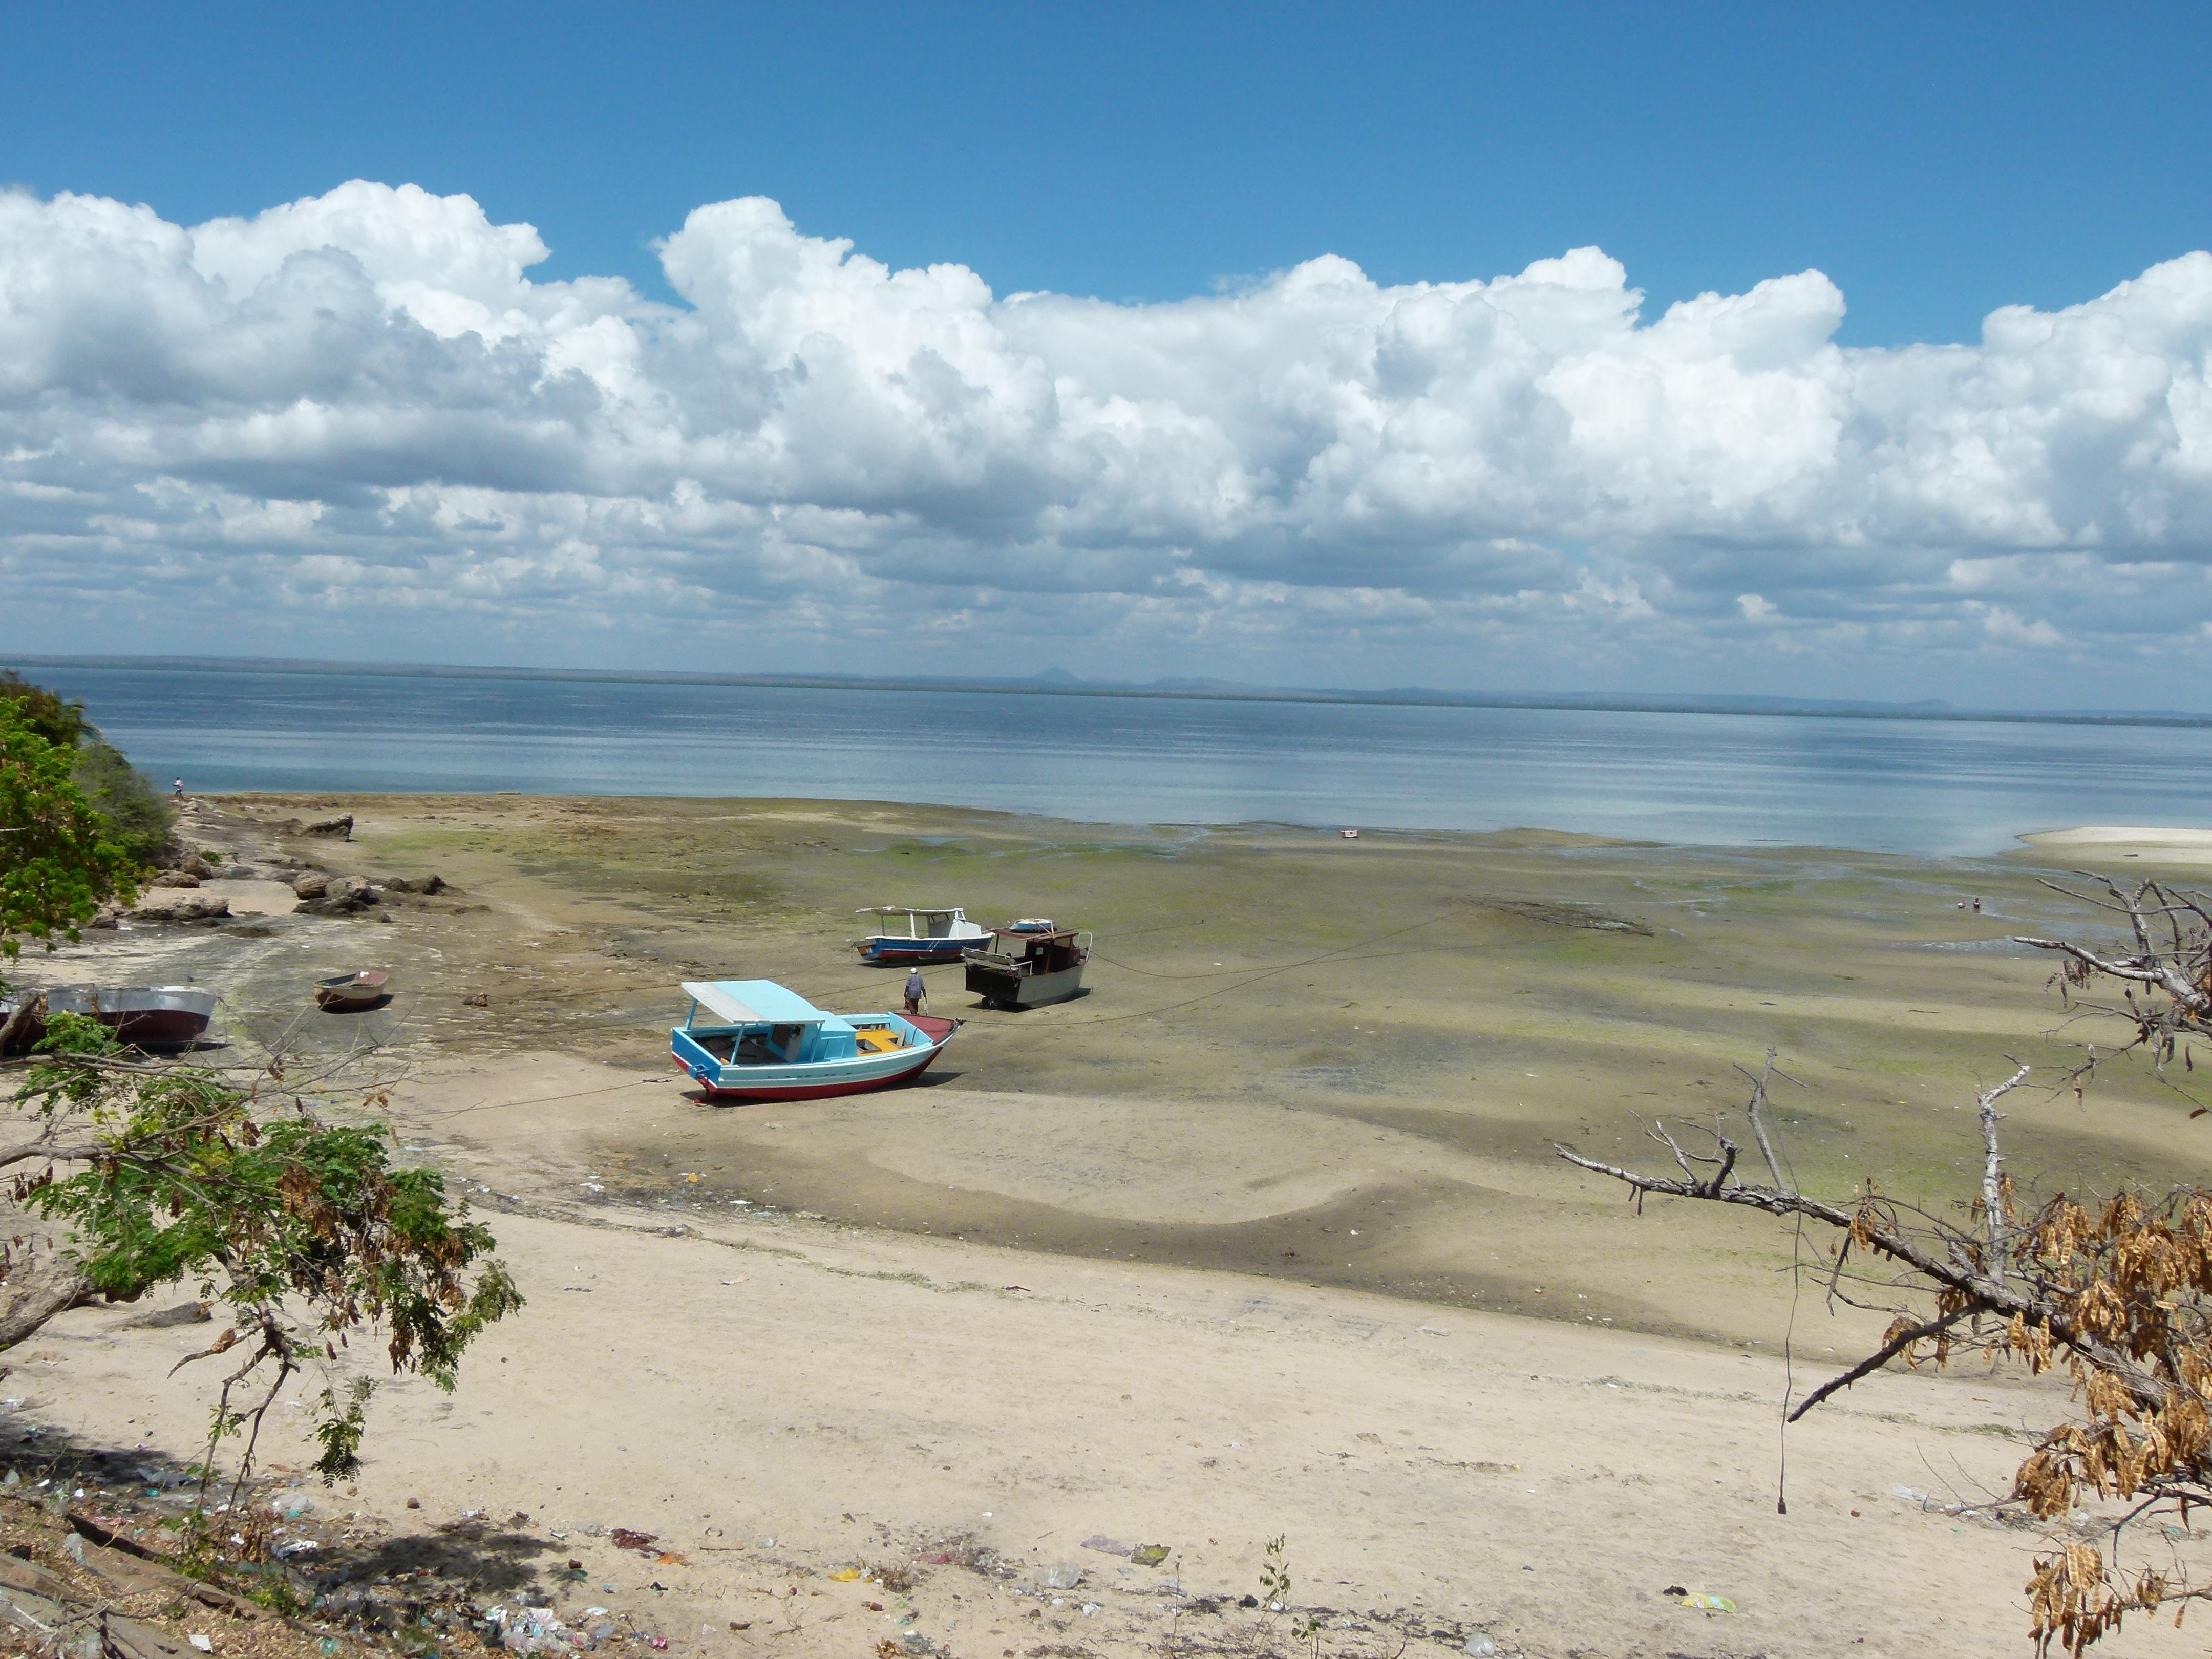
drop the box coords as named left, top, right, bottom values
left=4, top=180, right=2211, bottom=700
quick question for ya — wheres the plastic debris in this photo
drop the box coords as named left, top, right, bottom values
left=485, top=1605, right=584, bottom=1653
left=1130, top=1544, right=1169, bottom=1567
left=1039, top=1563, right=1083, bottom=1590
left=1465, top=1637, right=1498, bottom=1657
left=1081, top=1535, right=1132, bottom=1557
left=830, top=1568, right=863, bottom=1582
left=610, top=1528, right=658, bottom=1554
left=189, top=1639, right=213, bottom=1654
left=1678, top=1593, right=1736, bottom=1613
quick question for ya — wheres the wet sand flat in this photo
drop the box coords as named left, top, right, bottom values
left=59, top=793, right=2210, bottom=1352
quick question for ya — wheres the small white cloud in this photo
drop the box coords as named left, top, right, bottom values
left=1737, top=593, right=1778, bottom=623
left=1982, top=607, right=2062, bottom=647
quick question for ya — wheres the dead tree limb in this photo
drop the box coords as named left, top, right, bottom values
left=1786, top=1305, right=1980, bottom=1421
left=1978, top=1063, right=2031, bottom=1284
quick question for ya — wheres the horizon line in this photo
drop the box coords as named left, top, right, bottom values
left=8, top=650, right=2211, bottom=732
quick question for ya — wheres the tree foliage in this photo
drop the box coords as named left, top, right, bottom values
left=10, top=1016, right=522, bottom=1494
left=0, top=696, right=134, bottom=968
left=73, top=738, right=175, bottom=870
left=0, top=671, right=88, bottom=750
left=1555, top=875, right=2212, bottom=1655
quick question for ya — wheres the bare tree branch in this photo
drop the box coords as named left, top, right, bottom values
left=1739, top=1048, right=1791, bottom=1193
left=1786, top=1305, right=1980, bottom=1422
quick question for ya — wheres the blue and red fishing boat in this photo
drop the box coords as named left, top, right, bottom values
left=670, top=979, right=957, bottom=1102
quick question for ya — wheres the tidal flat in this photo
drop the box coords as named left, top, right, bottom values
left=98, top=792, right=2199, bottom=1357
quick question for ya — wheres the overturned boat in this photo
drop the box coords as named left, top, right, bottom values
left=0, top=985, right=217, bottom=1053
left=670, top=979, right=956, bottom=1102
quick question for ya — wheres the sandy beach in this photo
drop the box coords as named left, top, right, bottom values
left=2019, top=825, right=2212, bottom=867
left=13, top=795, right=2212, bottom=1656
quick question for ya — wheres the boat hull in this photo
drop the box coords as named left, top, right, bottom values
left=856, top=937, right=975, bottom=965
left=316, top=990, right=392, bottom=1012
left=677, top=1041, right=947, bottom=1101
left=316, top=971, right=392, bottom=1012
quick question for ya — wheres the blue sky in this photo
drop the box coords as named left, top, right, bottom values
left=3, top=3, right=2212, bottom=703
left=9, top=1, right=2205, bottom=345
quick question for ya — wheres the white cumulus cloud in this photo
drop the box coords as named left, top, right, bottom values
left=4, top=181, right=2212, bottom=699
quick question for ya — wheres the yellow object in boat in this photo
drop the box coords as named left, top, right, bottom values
left=853, top=1028, right=901, bottom=1054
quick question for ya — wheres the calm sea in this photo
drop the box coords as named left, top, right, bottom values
left=16, top=661, right=2212, bottom=858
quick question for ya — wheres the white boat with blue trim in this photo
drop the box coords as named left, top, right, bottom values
left=853, top=905, right=988, bottom=965
left=670, top=979, right=957, bottom=1102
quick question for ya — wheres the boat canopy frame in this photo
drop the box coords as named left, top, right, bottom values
left=680, top=979, right=832, bottom=1026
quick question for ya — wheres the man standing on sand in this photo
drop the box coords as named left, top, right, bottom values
left=904, top=967, right=927, bottom=1016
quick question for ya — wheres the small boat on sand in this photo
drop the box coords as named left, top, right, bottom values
left=853, top=906, right=988, bottom=965
left=963, top=920, right=1091, bottom=1009
left=671, top=979, right=957, bottom=1102
left=315, top=971, right=392, bottom=1012
left=0, top=985, right=217, bottom=1053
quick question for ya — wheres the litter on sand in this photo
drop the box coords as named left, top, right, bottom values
left=1678, top=1593, right=1736, bottom=1612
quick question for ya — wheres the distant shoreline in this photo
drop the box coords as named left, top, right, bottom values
left=200, top=791, right=2212, bottom=868
left=10, top=650, right=2212, bottom=731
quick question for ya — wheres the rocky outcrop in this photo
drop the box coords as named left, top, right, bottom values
left=263, top=814, right=354, bottom=840
left=133, top=894, right=230, bottom=924
left=383, top=873, right=446, bottom=894
left=296, top=875, right=380, bottom=916
left=291, top=871, right=331, bottom=899
left=146, top=869, right=201, bottom=889
left=150, top=841, right=215, bottom=877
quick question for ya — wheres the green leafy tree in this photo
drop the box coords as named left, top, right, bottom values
left=8, top=1016, right=522, bottom=1499
left=0, top=696, right=135, bottom=976
left=72, top=737, right=176, bottom=869
left=0, top=671, right=88, bottom=750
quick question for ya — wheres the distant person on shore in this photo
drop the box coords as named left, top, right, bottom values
left=172, top=777, right=185, bottom=801
left=904, top=967, right=926, bottom=1016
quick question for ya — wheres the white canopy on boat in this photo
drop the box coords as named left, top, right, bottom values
left=680, top=980, right=828, bottom=1025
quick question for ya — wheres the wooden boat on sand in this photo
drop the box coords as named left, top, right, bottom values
left=315, top=971, right=392, bottom=1012
left=671, top=979, right=956, bottom=1102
